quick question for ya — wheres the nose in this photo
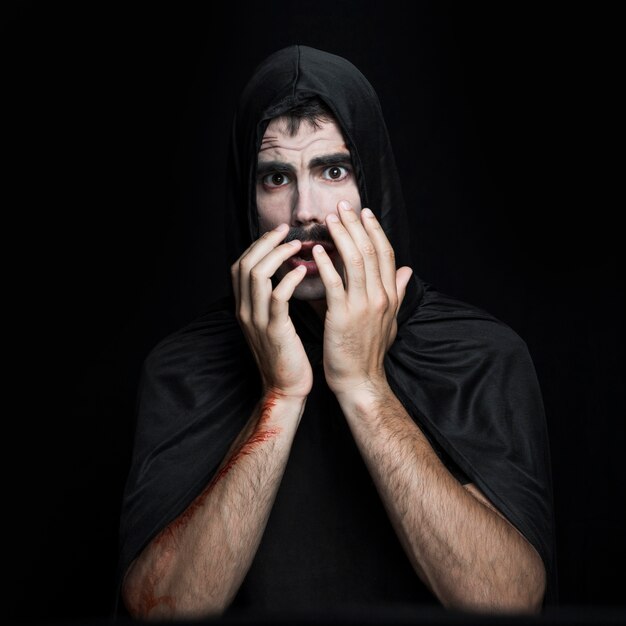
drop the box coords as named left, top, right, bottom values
left=291, top=180, right=326, bottom=226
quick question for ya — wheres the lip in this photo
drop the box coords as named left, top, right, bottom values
left=286, top=241, right=337, bottom=276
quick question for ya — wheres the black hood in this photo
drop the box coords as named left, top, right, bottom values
left=224, top=44, right=422, bottom=324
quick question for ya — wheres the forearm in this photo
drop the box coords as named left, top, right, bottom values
left=336, top=383, right=545, bottom=613
left=122, top=392, right=306, bottom=621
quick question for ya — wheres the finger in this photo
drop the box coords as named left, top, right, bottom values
left=337, top=200, right=384, bottom=293
left=312, top=243, right=346, bottom=310
left=325, top=212, right=367, bottom=299
left=235, top=223, right=289, bottom=321
left=250, top=240, right=302, bottom=327
left=238, top=222, right=290, bottom=264
left=360, top=208, right=397, bottom=299
left=269, top=265, right=307, bottom=326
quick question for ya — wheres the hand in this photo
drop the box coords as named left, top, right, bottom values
left=312, top=202, right=413, bottom=398
left=231, top=224, right=313, bottom=399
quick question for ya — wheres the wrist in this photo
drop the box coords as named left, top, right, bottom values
left=263, top=385, right=308, bottom=399
left=261, top=388, right=308, bottom=411
left=333, top=377, right=392, bottom=410
left=259, top=389, right=308, bottom=428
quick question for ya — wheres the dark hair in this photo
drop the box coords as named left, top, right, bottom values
left=275, top=96, right=335, bottom=137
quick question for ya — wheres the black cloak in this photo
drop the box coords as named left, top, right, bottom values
left=116, top=45, right=557, bottom=613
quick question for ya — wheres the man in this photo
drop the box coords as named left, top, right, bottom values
left=116, top=45, right=556, bottom=621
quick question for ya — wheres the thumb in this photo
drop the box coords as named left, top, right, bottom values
left=395, top=266, right=414, bottom=311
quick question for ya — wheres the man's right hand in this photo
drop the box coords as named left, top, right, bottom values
left=231, top=223, right=313, bottom=399
left=125, top=225, right=311, bottom=620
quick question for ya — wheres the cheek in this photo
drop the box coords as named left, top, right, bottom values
left=257, top=214, right=276, bottom=234
left=256, top=190, right=291, bottom=233
left=323, top=183, right=362, bottom=215
left=341, top=182, right=362, bottom=214
left=352, top=180, right=362, bottom=210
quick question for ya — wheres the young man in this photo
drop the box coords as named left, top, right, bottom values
left=117, top=45, right=556, bottom=621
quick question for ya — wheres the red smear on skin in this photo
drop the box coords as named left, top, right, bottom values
left=133, top=394, right=281, bottom=617
left=182, top=392, right=281, bottom=518
left=211, top=401, right=281, bottom=484
left=188, top=393, right=281, bottom=510
left=127, top=526, right=177, bottom=616
left=131, top=566, right=176, bottom=617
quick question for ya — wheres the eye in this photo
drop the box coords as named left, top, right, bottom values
left=322, top=165, right=350, bottom=182
left=262, top=172, right=291, bottom=188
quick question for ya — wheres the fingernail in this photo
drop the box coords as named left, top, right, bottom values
left=327, top=214, right=339, bottom=222
left=313, top=244, right=325, bottom=254
left=338, top=200, right=351, bottom=211
left=288, top=240, right=300, bottom=247
left=274, top=223, right=287, bottom=231
left=362, top=208, right=374, bottom=218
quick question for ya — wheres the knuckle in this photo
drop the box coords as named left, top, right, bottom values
left=361, top=242, right=377, bottom=257
left=249, top=268, right=264, bottom=283
left=270, top=290, right=286, bottom=305
left=373, top=293, right=389, bottom=311
left=350, top=254, right=365, bottom=268
left=381, top=246, right=395, bottom=262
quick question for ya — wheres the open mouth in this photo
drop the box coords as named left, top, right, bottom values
left=294, top=249, right=315, bottom=261
left=299, top=241, right=335, bottom=257
left=287, top=241, right=336, bottom=276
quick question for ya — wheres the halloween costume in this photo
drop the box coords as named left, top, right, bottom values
left=116, top=45, right=556, bottom=613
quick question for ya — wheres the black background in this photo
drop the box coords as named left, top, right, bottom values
left=4, top=1, right=624, bottom=623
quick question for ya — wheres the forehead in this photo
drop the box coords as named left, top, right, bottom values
left=258, top=117, right=349, bottom=160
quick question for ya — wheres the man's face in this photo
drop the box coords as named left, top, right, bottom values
left=256, top=116, right=362, bottom=301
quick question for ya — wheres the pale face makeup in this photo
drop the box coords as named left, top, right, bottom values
left=256, top=117, right=362, bottom=301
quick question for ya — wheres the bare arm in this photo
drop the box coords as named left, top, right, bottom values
left=313, top=201, right=546, bottom=613
left=122, top=392, right=305, bottom=620
left=123, top=224, right=313, bottom=620
left=336, top=385, right=546, bottom=613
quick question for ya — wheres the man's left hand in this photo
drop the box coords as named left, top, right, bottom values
left=312, top=200, right=413, bottom=398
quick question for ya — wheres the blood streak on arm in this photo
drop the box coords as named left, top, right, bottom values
left=130, top=394, right=282, bottom=617
left=174, top=392, right=281, bottom=526
left=209, top=392, right=282, bottom=488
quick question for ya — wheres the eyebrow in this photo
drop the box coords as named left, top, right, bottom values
left=256, top=152, right=353, bottom=178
